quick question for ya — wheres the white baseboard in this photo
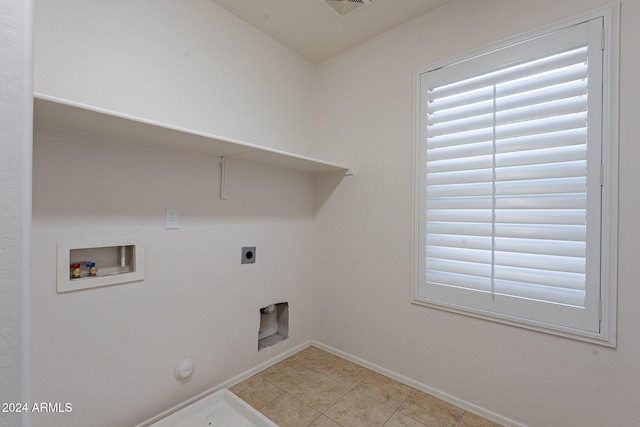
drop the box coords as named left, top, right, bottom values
left=217, top=340, right=313, bottom=390
left=311, top=341, right=525, bottom=427
left=138, top=340, right=525, bottom=427
left=137, top=340, right=312, bottom=426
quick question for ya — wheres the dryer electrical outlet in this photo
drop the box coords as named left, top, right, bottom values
left=241, top=247, right=256, bottom=264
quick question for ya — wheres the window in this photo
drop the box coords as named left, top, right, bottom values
left=413, top=7, right=618, bottom=345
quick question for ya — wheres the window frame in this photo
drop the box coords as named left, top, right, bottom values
left=411, top=3, right=619, bottom=346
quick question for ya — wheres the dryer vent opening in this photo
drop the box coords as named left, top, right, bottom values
left=258, top=302, right=289, bottom=351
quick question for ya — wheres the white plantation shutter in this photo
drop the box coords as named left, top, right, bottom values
left=415, top=18, right=606, bottom=333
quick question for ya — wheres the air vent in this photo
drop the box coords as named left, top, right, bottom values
left=322, top=0, right=371, bottom=17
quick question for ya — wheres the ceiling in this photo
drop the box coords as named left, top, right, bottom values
left=209, top=0, right=454, bottom=63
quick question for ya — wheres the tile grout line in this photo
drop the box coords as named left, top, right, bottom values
left=255, top=377, right=286, bottom=411
left=261, top=353, right=357, bottom=426
left=456, top=411, right=468, bottom=427
left=301, top=354, right=394, bottom=427
left=311, top=365, right=373, bottom=425
left=385, top=389, right=429, bottom=427
left=249, top=347, right=479, bottom=427
left=278, top=390, right=323, bottom=426
left=296, top=352, right=424, bottom=427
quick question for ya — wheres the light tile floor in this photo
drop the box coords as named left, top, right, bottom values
left=230, top=346, right=503, bottom=427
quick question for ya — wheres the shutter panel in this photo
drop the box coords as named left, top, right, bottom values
left=418, top=19, right=603, bottom=332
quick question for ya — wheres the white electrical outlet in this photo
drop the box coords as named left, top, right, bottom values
left=165, top=208, right=179, bottom=229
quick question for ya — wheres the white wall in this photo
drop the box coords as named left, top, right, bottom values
left=0, top=1, right=32, bottom=426
left=34, top=0, right=317, bottom=156
left=32, top=138, right=315, bottom=427
left=32, top=1, right=318, bottom=426
left=33, top=0, right=640, bottom=425
left=313, top=0, right=640, bottom=426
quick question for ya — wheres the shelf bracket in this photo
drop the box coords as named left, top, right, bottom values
left=219, top=153, right=250, bottom=200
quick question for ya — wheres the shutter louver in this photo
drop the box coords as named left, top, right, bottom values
left=422, top=23, right=600, bottom=329
left=414, top=12, right=617, bottom=344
